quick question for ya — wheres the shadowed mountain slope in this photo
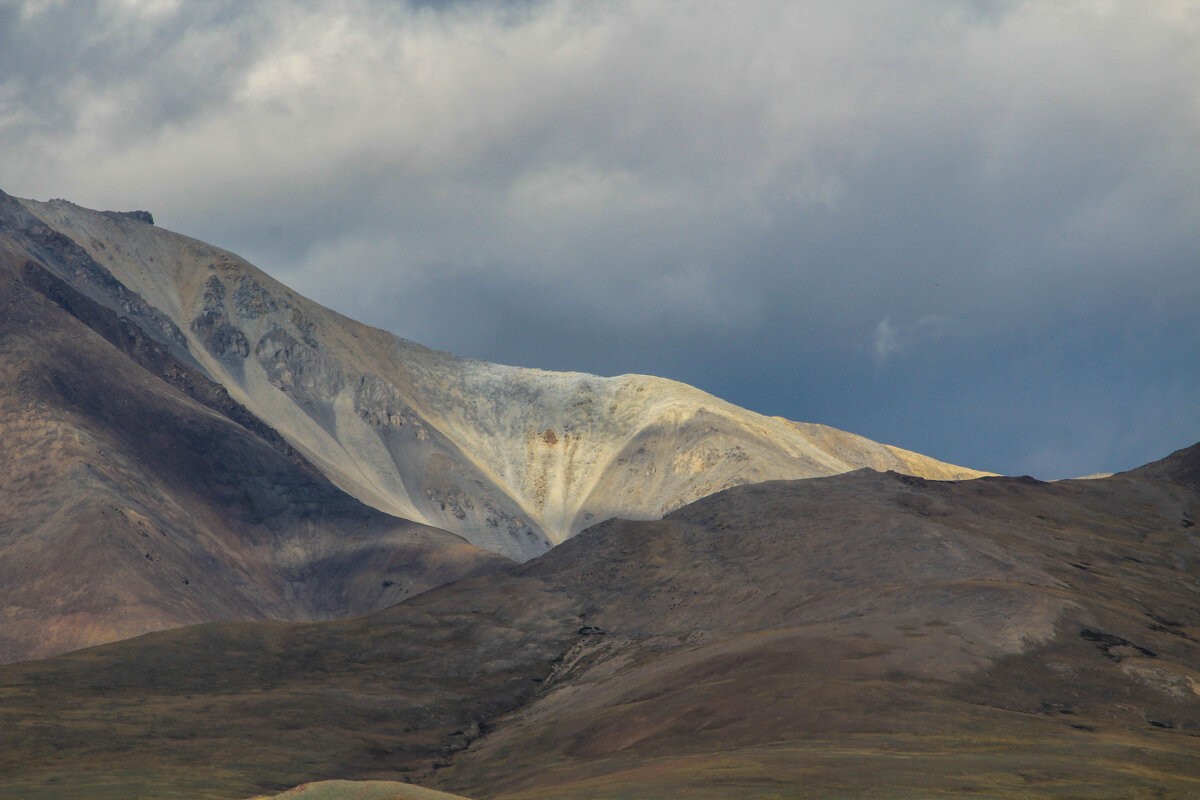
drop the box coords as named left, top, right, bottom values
left=1128, top=441, right=1200, bottom=492
left=0, top=190, right=987, bottom=561
left=2, top=451, right=1198, bottom=799
left=0, top=234, right=508, bottom=664
left=441, top=467, right=1200, bottom=799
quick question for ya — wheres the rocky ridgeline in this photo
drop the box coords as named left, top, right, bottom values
left=3, top=192, right=990, bottom=560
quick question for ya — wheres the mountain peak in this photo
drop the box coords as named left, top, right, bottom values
left=2, top=189, right=989, bottom=562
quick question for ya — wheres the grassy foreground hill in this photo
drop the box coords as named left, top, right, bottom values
left=2, top=448, right=1199, bottom=799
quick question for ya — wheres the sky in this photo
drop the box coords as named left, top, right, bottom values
left=1, top=0, right=1198, bottom=479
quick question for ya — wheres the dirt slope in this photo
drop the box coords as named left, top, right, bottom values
left=1, top=451, right=1198, bottom=799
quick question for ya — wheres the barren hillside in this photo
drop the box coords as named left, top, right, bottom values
left=2, top=191, right=987, bottom=561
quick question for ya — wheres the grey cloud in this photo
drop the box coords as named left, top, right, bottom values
left=1, top=0, right=1198, bottom=478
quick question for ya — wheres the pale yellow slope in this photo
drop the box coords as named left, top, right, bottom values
left=248, top=780, right=472, bottom=800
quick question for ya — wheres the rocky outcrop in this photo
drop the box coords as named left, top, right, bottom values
left=103, top=209, right=154, bottom=225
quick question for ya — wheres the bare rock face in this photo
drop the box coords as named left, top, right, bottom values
left=103, top=209, right=154, bottom=225
left=2, top=192, right=988, bottom=561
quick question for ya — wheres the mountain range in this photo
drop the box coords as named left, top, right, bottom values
left=2, top=190, right=1198, bottom=799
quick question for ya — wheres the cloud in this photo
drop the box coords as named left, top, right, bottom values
left=872, top=318, right=901, bottom=367
left=873, top=315, right=952, bottom=368
left=2, top=0, right=1198, bottom=478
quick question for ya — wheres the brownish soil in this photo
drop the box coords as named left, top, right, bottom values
left=1, top=452, right=1199, bottom=798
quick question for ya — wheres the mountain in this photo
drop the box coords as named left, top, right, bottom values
left=0, top=220, right=508, bottom=664
left=2, top=450, right=1198, bottom=799
left=0, top=188, right=987, bottom=662
left=0, top=191, right=986, bottom=564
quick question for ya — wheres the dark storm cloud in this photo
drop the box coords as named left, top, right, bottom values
left=2, top=0, right=1198, bottom=477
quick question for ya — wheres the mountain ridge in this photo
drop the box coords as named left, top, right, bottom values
left=2, top=190, right=989, bottom=562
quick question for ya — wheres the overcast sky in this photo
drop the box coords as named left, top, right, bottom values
left=2, top=0, right=1198, bottom=478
